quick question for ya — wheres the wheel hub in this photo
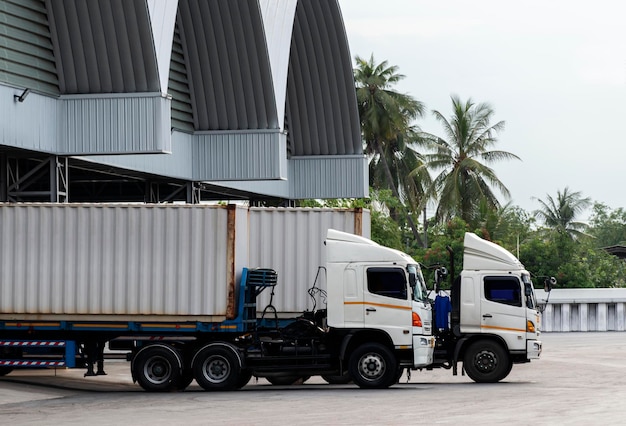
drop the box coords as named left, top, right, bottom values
left=475, top=350, right=497, bottom=372
left=360, top=353, right=384, bottom=379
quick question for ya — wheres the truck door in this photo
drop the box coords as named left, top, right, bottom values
left=363, top=267, right=413, bottom=346
left=480, top=276, right=527, bottom=351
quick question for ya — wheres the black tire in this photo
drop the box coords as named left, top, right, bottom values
left=463, top=339, right=510, bottom=383
left=192, top=345, right=241, bottom=391
left=322, top=372, right=352, bottom=385
left=133, top=346, right=182, bottom=392
left=349, top=343, right=397, bottom=389
left=0, top=367, right=14, bottom=376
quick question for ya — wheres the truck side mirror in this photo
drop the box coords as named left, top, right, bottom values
left=409, top=272, right=416, bottom=287
left=544, top=277, right=556, bottom=292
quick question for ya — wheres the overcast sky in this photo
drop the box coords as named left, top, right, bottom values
left=339, top=0, right=626, bottom=219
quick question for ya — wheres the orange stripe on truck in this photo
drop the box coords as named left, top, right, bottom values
left=344, top=301, right=412, bottom=311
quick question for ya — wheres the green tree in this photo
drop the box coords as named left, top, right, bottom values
left=588, top=202, right=626, bottom=247
left=421, top=95, right=519, bottom=226
left=472, top=201, right=534, bottom=256
left=354, top=54, right=428, bottom=247
left=533, top=187, right=591, bottom=240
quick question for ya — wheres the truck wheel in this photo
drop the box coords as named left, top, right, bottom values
left=463, top=340, right=510, bottom=383
left=322, top=372, right=352, bottom=384
left=349, top=343, right=397, bottom=389
left=192, top=345, right=241, bottom=391
left=133, top=346, right=182, bottom=392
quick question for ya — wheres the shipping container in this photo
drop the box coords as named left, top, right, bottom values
left=0, top=203, right=369, bottom=321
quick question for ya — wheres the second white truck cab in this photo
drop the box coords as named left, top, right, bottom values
left=325, top=230, right=435, bottom=372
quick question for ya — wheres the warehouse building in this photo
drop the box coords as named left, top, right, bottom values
left=0, top=0, right=366, bottom=203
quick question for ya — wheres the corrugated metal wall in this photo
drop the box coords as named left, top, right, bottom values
left=249, top=207, right=370, bottom=314
left=59, top=94, right=172, bottom=154
left=290, top=155, right=368, bottom=199
left=537, top=289, right=626, bottom=332
left=0, top=0, right=59, bottom=95
left=0, top=204, right=233, bottom=318
left=192, top=130, right=286, bottom=180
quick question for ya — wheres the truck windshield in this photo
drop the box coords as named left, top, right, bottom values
left=408, top=264, right=428, bottom=302
left=522, top=274, right=537, bottom=309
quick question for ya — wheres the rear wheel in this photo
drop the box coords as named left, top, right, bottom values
left=192, top=345, right=241, bottom=391
left=133, top=346, right=182, bottom=392
left=0, top=367, right=13, bottom=376
left=349, top=343, right=397, bottom=389
left=463, top=340, right=510, bottom=383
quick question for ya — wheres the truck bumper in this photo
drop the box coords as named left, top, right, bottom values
left=527, top=339, right=542, bottom=359
left=413, top=336, right=435, bottom=368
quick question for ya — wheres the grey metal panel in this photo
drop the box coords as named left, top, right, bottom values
left=59, top=93, right=171, bottom=155
left=177, top=0, right=277, bottom=131
left=46, top=0, right=160, bottom=94
left=285, top=0, right=361, bottom=156
left=249, top=207, right=370, bottom=314
left=289, top=155, right=368, bottom=199
left=0, top=203, right=233, bottom=317
left=1, top=83, right=59, bottom=152
left=192, top=130, right=286, bottom=180
left=0, top=0, right=59, bottom=95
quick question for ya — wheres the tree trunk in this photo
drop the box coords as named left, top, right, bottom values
left=375, top=139, right=425, bottom=248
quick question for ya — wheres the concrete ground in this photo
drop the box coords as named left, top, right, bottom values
left=1, top=332, right=625, bottom=425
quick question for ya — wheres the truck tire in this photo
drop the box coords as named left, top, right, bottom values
left=349, top=343, right=397, bottom=389
left=192, top=344, right=241, bottom=391
left=133, top=345, right=182, bottom=392
left=463, top=339, right=511, bottom=383
left=0, top=367, right=13, bottom=376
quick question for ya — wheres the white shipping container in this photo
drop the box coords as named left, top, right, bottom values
left=0, top=204, right=369, bottom=321
left=0, top=204, right=249, bottom=321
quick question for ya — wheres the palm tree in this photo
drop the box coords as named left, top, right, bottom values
left=354, top=54, right=428, bottom=246
left=534, top=187, right=591, bottom=239
left=422, top=95, right=519, bottom=225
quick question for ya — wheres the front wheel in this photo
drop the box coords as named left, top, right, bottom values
left=192, top=344, right=241, bottom=391
left=349, top=343, right=397, bottom=389
left=463, top=339, right=511, bottom=383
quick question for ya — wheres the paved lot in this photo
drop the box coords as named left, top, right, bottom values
left=1, top=332, right=626, bottom=425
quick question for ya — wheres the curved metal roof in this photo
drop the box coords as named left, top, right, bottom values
left=286, top=0, right=361, bottom=156
left=178, top=0, right=278, bottom=131
left=47, top=0, right=160, bottom=93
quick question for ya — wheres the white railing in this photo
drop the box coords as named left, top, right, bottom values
left=536, top=289, right=626, bottom=332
